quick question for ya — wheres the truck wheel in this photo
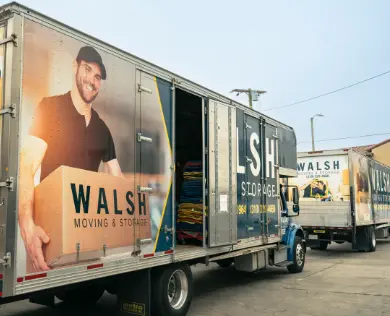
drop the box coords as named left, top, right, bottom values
left=355, top=225, right=377, bottom=252
left=216, top=259, right=233, bottom=268
left=56, top=285, right=105, bottom=306
left=287, top=236, right=305, bottom=274
left=151, top=263, right=193, bottom=316
left=310, top=241, right=328, bottom=250
left=368, top=226, right=376, bottom=252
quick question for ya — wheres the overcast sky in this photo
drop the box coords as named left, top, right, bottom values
left=2, top=0, right=389, bottom=152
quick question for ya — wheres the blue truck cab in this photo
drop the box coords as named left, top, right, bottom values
left=280, top=184, right=306, bottom=273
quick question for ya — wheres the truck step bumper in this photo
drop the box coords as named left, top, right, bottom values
left=274, top=260, right=293, bottom=267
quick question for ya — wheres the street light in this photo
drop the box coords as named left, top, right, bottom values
left=311, top=113, right=324, bottom=151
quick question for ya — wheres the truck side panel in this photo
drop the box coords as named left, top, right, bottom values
left=14, top=16, right=173, bottom=283
left=349, top=151, right=373, bottom=225
left=296, top=153, right=350, bottom=202
left=207, top=99, right=237, bottom=247
left=369, top=159, right=390, bottom=224
left=236, top=109, right=279, bottom=240
left=350, top=150, right=390, bottom=225
left=294, top=201, right=351, bottom=227
left=0, top=2, right=301, bottom=298
left=291, top=152, right=352, bottom=229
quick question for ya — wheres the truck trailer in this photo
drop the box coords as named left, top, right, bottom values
left=291, top=148, right=390, bottom=252
left=0, top=2, right=305, bottom=315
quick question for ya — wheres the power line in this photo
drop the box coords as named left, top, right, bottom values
left=297, top=132, right=390, bottom=145
left=263, top=70, right=390, bottom=112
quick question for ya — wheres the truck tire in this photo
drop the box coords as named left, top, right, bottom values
left=151, top=263, right=193, bottom=316
left=310, top=241, right=328, bottom=251
left=56, top=284, right=105, bottom=306
left=355, top=225, right=376, bottom=252
left=216, top=259, right=233, bottom=268
left=287, top=236, right=305, bottom=274
left=368, top=226, right=376, bottom=252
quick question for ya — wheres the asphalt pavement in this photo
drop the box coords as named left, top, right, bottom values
left=1, top=240, right=390, bottom=316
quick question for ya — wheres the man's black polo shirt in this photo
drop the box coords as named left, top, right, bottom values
left=30, top=91, right=117, bottom=182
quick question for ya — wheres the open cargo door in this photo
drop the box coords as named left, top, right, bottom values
left=135, top=70, right=174, bottom=255
left=207, top=99, right=237, bottom=247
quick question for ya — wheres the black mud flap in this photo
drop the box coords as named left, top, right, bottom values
left=352, top=226, right=372, bottom=252
left=116, top=269, right=151, bottom=316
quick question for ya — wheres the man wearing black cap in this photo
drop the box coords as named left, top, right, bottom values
left=18, top=45, right=124, bottom=272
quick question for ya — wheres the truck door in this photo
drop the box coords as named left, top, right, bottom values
left=135, top=70, right=174, bottom=255
left=0, top=16, right=20, bottom=296
left=263, top=122, right=279, bottom=238
left=244, top=114, right=263, bottom=238
left=236, top=109, right=248, bottom=239
left=207, top=99, right=238, bottom=247
left=0, top=24, right=7, bottom=266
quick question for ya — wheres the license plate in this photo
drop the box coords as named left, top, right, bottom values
left=308, top=234, right=318, bottom=240
left=314, top=230, right=325, bottom=234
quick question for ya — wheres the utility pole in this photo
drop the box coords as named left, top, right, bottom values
left=310, top=117, right=315, bottom=151
left=310, top=113, right=324, bottom=151
left=230, top=88, right=267, bottom=109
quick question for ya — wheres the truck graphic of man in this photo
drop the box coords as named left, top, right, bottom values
left=18, top=46, right=124, bottom=272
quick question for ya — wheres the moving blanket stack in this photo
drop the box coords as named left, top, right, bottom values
left=177, top=161, right=207, bottom=244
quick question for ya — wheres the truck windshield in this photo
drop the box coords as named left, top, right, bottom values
left=280, top=185, right=288, bottom=212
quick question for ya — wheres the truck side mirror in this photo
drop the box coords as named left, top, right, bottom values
left=292, top=187, right=300, bottom=213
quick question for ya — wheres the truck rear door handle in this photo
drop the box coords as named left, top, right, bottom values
left=137, top=133, right=153, bottom=143
left=138, top=185, right=153, bottom=193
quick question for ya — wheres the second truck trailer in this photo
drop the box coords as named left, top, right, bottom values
left=292, top=148, right=390, bottom=252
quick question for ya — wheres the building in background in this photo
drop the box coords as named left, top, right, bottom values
left=365, top=139, right=390, bottom=167
left=344, top=139, right=390, bottom=167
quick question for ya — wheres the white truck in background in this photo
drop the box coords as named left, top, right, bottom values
left=290, top=149, right=390, bottom=252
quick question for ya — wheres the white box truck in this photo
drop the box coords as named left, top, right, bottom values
left=0, top=2, right=306, bottom=315
left=291, top=148, right=390, bottom=252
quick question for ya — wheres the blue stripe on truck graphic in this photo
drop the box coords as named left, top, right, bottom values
left=153, top=77, right=174, bottom=254
left=0, top=274, right=3, bottom=297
